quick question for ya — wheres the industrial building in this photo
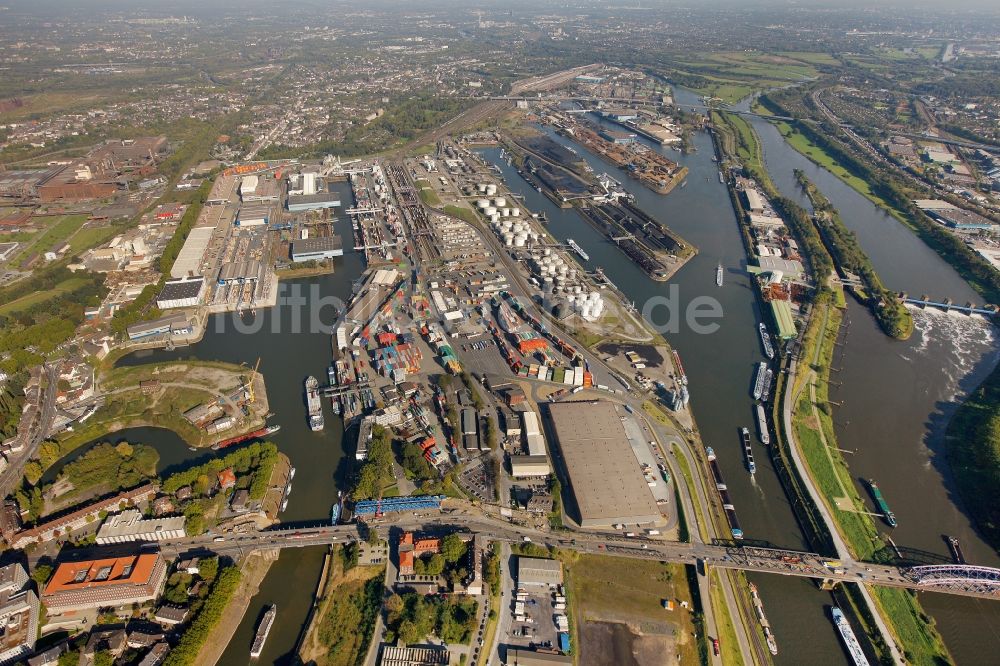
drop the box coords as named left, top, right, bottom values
left=291, top=235, right=344, bottom=262
left=769, top=300, right=797, bottom=340
left=235, top=205, right=271, bottom=226
left=510, top=454, right=551, bottom=478
left=0, top=563, right=39, bottom=665
left=516, top=556, right=563, bottom=587
left=545, top=401, right=660, bottom=527
left=170, top=226, right=215, bottom=278
left=506, top=649, right=572, bottom=665
left=216, top=259, right=261, bottom=284
left=753, top=256, right=804, bottom=281
left=521, top=411, right=547, bottom=456
left=95, top=510, right=186, bottom=545
left=378, top=646, right=450, bottom=666
left=155, top=277, right=205, bottom=309
left=126, top=313, right=194, bottom=341
left=287, top=192, right=342, bottom=212
left=42, top=553, right=168, bottom=612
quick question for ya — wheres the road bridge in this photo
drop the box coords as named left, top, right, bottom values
left=160, top=514, right=1000, bottom=602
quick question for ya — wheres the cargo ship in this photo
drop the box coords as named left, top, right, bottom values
left=708, top=449, right=743, bottom=539
left=749, top=583, right=778, bottom=655
left=741, top=427, right=756, bottom=474
left=331, top=491, right=343, bottom=525
left=756, top=404, right=770, bottom=446
left=867, top=480, right=897, bottom=528
left=760, top=368, right=774, bottom=401
left=716, top=263, right=723, bottom=287
left=830, top=607, right=870, bottom=666
left=250, top=604, right=277, bottom=659
left=946, top=535, right=966, bottom=564
left=751, top=362, right=768, bottom=400
left=759, top=323, right=775, bottom=359
left=305, top=376, right=324, bottom=431
left=567, top=238, right=589, bottom=261
left=212, top=424, right=281, bottom=451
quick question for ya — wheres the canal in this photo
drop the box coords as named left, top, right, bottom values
left=737, top=99, right=1000, bottom=663
left=115, top=180, right=365, bottom=664
left=480, top=110, right=848, bottom=662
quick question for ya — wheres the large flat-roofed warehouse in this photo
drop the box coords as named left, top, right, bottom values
left=156, top=277, right=205, bottom=309
left=291, top=235, right=343, bottom=262
left=517, top=556, right=562, bottom=587
left=546, top=400, right=660, bottom=527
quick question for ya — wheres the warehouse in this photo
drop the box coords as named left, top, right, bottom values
left=287, top=192, right=341, bottom=212
left=460, top=408, right=477, bottom=436
left=291, top=235, right=343, bottom=262
left=769, top=300, right=797, bottom=340
left=545, top=401, right=660, bottom=527
left=521, top=410, right=546, bottom=457
left=753, top=256, right=804, bottom=281
left=170, top=226, right=215, bottom=278
left=510, top=455, right=551, bottom=478
left=126, top=313, right=193, bottom=341
left=235, top=205, right=270, bottom=226
left=517, top=556, right=562, bottom=587
left=216, top=259, right=261, bottom=284
left=156, top=277, right=205, bottom=309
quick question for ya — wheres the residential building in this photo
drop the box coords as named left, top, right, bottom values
left=42, top=553, right=168, bottom=613
left=95, top=509, right=186, bottom=545
left=0, top=563, right=39, bottom=665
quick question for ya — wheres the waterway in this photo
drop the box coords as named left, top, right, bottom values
left=734, top=98, right=1000, bottom=662
left=480, top=105, right=848, bottom=662
left=115, top=181, right=364, bottom=664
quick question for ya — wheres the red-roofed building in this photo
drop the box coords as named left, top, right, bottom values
left=397, top=532, right=443, bottom=575
left=217, top=468, right=236, bottom=490
left=42, top=553, right=167, bottom=613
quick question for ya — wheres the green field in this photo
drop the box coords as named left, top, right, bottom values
left=68, top=223, right=120, bottom=254
left=414, top=179, right=441, bottom=207
left=12, top=214, right=89, bottom=263
left=0, top=276, right=90, bottom=315
left=444, top=204, right=478, bottom=225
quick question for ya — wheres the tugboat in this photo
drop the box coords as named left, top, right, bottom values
left=716, top=263, right=723, bottom=287
left=250, top=605, right=277, bottom=659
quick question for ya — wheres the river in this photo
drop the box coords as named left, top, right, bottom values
left=737, top=98, right=1000, bottom=663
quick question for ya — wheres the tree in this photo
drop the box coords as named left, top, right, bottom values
left=31, top=564, right=53, bottom=587
left=440, top=534, right=467, bottom=564
left=198, top=557, right=219, bottom=583
left=426, top=553, right=446, bottom=576
left=193, top=474, right=211, bottom=497
left=386, top=593, right=404, bottom=614
left=398, top=619, right=421, bottom=645
left=23, top=460, right=43, bottom=485
left=115, top=441, right=134, bottom=458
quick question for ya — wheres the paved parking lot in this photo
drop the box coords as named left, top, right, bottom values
left=458, top=338, right=513, bottom=378
left=458, top=453, right=497, bottom=501
left=507, top=584, right=559, bottom=652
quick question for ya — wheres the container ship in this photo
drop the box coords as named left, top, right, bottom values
left=305, top=376, right=324, bottom=431
left=212, top=424, right=280, bottom=451
left=708, top=449, right=744, bottom=539
left=567, top=238, right=589, bottom=261
left=751, top=362, right=768, bottom=400
left=749, top=583, right=778, bottom=655
left=830, top=607, right=870, bottom=666
left=756, top=404, right=771, bottom=446
left=741, top=427, right=756, bottom=474
left=716, top=263, right=723, bottom=287
left=759, top=323, right=775, bottom=359
left=867, top=480, right=897, bottom=528
left=250, top=604, right=277, bottom=659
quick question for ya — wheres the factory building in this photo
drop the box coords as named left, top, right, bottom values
left=170, top=226, right=215, bottom=278
left=95, top=510, right=186, bottom=545
left=155, top=277, right=205, bottom=309
left=510, top=455, right=551, bottom=478
left=291, top=235, right=343, bottom=262
left=42, top=553, right=167, bottom=613
left=216, top=259, right=261, bottom=284
left=287, top=192, right=342, bottom=212
left=235, top=205, right=271, bottom=226
left=546, top=401, right=660, bottom=527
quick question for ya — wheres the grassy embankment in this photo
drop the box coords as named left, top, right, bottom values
left=708, top=571, right=743, bottom=666
left=414, top=179, right=442, bottom=207
left=298, top=545, right=385, bottom=666
left=794, top=171, right=912, bottom=340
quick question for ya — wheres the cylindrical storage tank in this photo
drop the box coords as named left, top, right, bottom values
left=574, top=286, right=583, bottom=294
left=530, top=232, right=540, bottom=241
left=501, top=208, right=511, bottom=217
left=558, top=266, right=569, bottom=276
left=493, top=197, right=507, bottom=208
left=543, top=248, right=552, bottom=257
left=478, top=183, right=488, bottom=193
left=514, top=236, right=526, bottom=248
left=581, top=303, right=593, bottom=319
left=593, top=300, right=605, bottom=317
left=485, top=184, right=497, bottom=196
left=590, top=291, right=601, bottom=302
left=512, top=208, right=521, bottom=217
left=485, top=206, right=497, bottom=216
left=477, top=198, right=490, bottom=209
left=503, top=233, right=514, bottom=246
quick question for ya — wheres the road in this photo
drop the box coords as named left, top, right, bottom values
left=0, top=364, right=59, bottom=498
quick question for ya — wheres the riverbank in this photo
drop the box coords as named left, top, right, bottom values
left=193, top=550, right=279, bottom=666
left=297, top=546, right=385, bottom=666
left=945, top=360, right=1000, bottom=551
left=276, top=261, right=335, bottom=279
